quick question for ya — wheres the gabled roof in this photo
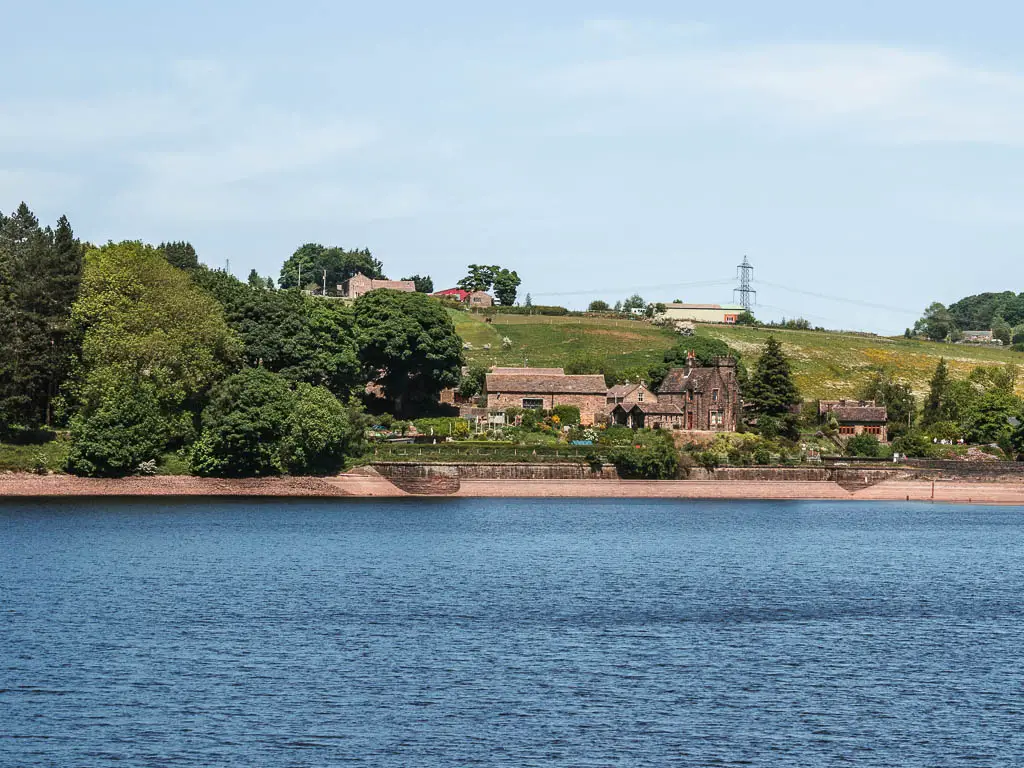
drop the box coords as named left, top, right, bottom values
left=616, top=402, right=684, bottom=415
left=657, top=365, right=732, bottom=394
left=607, top=382, right=647, bottom=398
left=491, top=367, right=564, bottom=375
left=433, top=288, right=470, bottom=300
left=486, top=372, right=607, bottom=395
left=830, top=405, right=888, bottom=424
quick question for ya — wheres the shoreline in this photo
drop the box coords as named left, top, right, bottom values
left=2, top=473, right=1024, bottom=505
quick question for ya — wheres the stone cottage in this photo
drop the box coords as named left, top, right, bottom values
left=654, top=352, right=741, bottom=431
left=606, top=381, right=657, bottom=407
left=339, top=272, right=416, bottom=299
left=819, top=400, right=888, bottom=442
left=484, top=368, right=607, bottom=425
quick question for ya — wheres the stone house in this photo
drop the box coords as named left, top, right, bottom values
left=819, top=400, right=888, bottom=442
left=339, top=272, right=416, bottom=299
left=606, top=381, right=657, bottom=407
left=484, top=368, right=607, bottom=425
left=655, top=352, right=741, bottom=431
left=960, top=330, right=998, bottom=344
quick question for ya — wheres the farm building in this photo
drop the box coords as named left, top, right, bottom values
left=659, top=303, right=746, bottom=324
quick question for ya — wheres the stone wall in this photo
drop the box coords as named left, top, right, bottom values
left=484, top=393, right=607, bottom=425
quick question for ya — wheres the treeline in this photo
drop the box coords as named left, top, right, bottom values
left=914, top=292, right=1024, bottom=347
left=0, top=204, right=464, bottom=476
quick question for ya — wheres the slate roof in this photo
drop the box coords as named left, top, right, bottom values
left=607, top=382, right=646, bottom=398
left=830, top=405, right=888, bottom=424
left=657, top=366, right=724, bottom=393
left=490, top=367, right=564, bottom=375
left=486, top=372, right=607, bottom=395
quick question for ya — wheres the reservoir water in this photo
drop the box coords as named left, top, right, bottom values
left=2, top=498, right=1023, bottom=766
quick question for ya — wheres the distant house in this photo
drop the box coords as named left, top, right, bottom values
left=339, top=272, right=416, bottom=299
left=654, top=352, right=741, bottom=431
left=606, top=381, right=657, bottom=407
left=484, top=367, right=607, bottom=425
left=961, top=330, right=998, bottom=344
left=819, top=400, right=888, bottom=442
left=659, top=303, right=745, bottom=324
left=432, top=288, right=494, bottom=308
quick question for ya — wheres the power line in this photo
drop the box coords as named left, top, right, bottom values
left=530, top=278, right=734, bottom=298
left=734, top=255, right=756, bottom=311
left=754, top=279, right=920, bottom=317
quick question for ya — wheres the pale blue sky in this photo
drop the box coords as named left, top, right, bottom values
left=4, top=1, right=1024, bottom=332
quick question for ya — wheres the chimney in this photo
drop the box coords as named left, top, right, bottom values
left=686, top=350, right=696, bottom=373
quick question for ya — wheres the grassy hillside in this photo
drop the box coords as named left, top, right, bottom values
left=451, top=311, right=1024, bottom=400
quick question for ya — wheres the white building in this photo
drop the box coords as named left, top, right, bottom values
left=659, top=303, right=746, bottom=324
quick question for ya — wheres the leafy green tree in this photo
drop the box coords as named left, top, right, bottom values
left=354, top=290, right=463, bottom=415
left=609, top=440, right=679, bottom=479
left=746, top=336, right=800, bottom=416
left=457, top=264, right=499, bottom=292
left=923, top=358, right=950, bottom=425
left=891, top=431, right=934, bottom=458
left=403, top=274, right=433, bottom=293
left=647, top=336, right=740, bottom=389
left=588, top=300, right=610, bottom=312
left=247, top=269, right=264, bottom=289
left=915, top=302, right=957, bottom=341
left=65, top=368, right=168, bottom=477
left=457, top=364, right=488, bottom=399
left=190, top=367, right=294, bottom=477
left=613, top=300, right=622, bottom=312
left=736, top=311, right=758, bottom=326
left=862, top=369, right=916, bottom=437
left=158, top=241, right=199, bottom=271
left=70, top=241, right=241, bottom=446
left=279, top=384, right=367, bottom=474
left=1010, top=420, right=1024, bottom=460
left=992, top=314, right=1013, bottom=345
left=524, top=293, right=533, bottom=308
left=622, top=294, right=645, bottom=311
left=966, top=391, right=1021, bottom=444
left=279, top=243, right=384, bottom=292
left=492, top=268, right=521, bottom=306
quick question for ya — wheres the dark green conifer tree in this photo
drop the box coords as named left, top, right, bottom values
left=746, top=335, right=800, bottom=416
left=923, top=358, right=950, bottom=425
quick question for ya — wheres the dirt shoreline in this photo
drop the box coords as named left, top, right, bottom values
left=2, top=473, right=1024, bottom=505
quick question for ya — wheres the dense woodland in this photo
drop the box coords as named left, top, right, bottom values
left=0, top=204, right=463, bottom=476
left=915, top=292, right=1024, bottom=347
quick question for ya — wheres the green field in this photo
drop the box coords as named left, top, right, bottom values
left=452, top=311, right=1024, bottom=400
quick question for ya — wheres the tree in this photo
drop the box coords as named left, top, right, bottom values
left=65, top=368, right=167, bottom=477
left=353, top=290, right=463, bottom=415
left=916, top=302, right=957, bottom=342
left=613, top=300, right=622, bottom=312
left=923, top=358, right=950, bottom=425
left=403, top=274, right=433, bottom=293
left=190, top=367, right=295, bottom=477
left=647, top=336, right=740, bottom=388
left=457, top=264, right=499, bottom=292
left=247, top=269, right=264, bottom=289
left=965, top=391, right=1021, bottom=445
left=70, top=241, right=241, bottom=448
left=278, top=243, right=384, bottom=292
left=158, top=241, right=199, bottom=271
left=457, top=364, right=488, bottom=399
left=992, top=314, right=1012, bottom=345
left=588, top=300, right=610, bottom=312
left=746, top=336, right=800, bottom=416
left=279, top=384, right=366, bottom=474
left=622, top=294, right=645, bottom=312
left=1011, top=420, right=1024, bottom=460
left=524, top=293, right=533, bottom=308
left=862, top=369, right=916, bottom=437
left=0, top=204, right=84, bottom=429
left=492, top=268, right=521, bottom=306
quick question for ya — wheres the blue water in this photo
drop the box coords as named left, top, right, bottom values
left=2, top=499, right=1024, bottom=766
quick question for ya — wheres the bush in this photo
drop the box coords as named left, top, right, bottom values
left=609, top=441, right=680, bottom=479
left=845, top=432, right=882, bottom=458
left=892, top=431, right=934, bottom=458
left=413, top=417, right=470, bottom=438
left=551, top=405, right=581, bottom=426
left=66, top=372, right=168, bottom=477
left=191, top=368, right=366, bottom=477
left=753, top=447, right=771, bottom=465
left=695, top=451, right=720, bottom=472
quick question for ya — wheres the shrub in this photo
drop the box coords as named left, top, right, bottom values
left=753, top=447, right=771, bottom=465
left=696, top=451, right=720, bottom=472
left=66, top=372, right=168, bottom=477
left=551, top=405, right=581, bottom=426
left=845, top=432, right=882, bottom=458
left=609, top=441, right=679, bottom=479
left=280, top=385, right=367, bottom=474
left=892, top=431, right=934, bottom=458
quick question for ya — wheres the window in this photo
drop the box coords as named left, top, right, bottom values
left=866, top=426, right=882, bottom=436
left=839, top=426, right=855, bottom=435
left=710, top=411, right=723, bottom=427
left=688, top=390, right=694, bottom=401
left=712, top=389, right=719, bottom=403
left=637, top=390, right=644, bottom=402
left=522, top=398, right=544, bottom=410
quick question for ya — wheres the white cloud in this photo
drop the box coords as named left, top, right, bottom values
left=550, top=42, right=1024, bottom=144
